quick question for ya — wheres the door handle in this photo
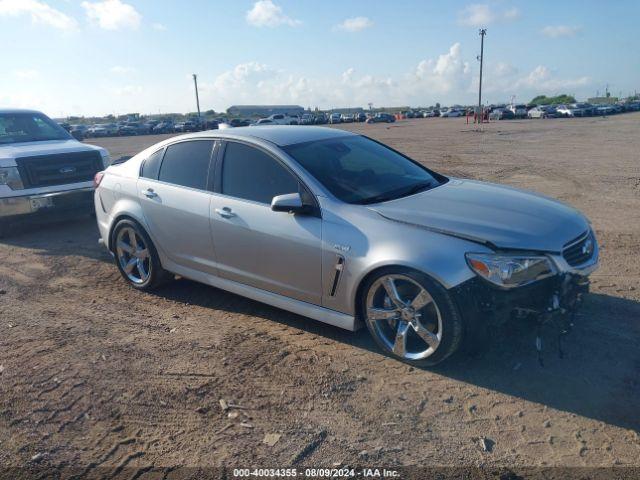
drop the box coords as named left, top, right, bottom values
left=143, top=188, right=158, bottom=198
left=215, top=207, right=236, bottom=218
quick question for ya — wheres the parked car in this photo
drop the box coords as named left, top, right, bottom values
left=0, top=109, right=110, bottom=236
left=153, top=121, right=174, bottom=134
left=174, top=121, right=198, bottom=133
left=204, top=119, right=219, bottom=130
left=69, top=124, right=88, bottom=140
left=424, top=110, right=440, bottom=117
left=87, top=124, right=110, bottom=137
left=595, top=104, right=615, bottom=116
left=488, top=109, right=515, bottom=120
left=143, top=120, right=159, bottom=132
left=527, top=106, right=557, bottom=119
left=507, top=104, right=528, bottom=119
left=117, top=124, right=139, bottom=136
left=356, top=112, right=367, bottom=122
left=124, top=122, right=148, bottom=134
left=573, top=103, right=594, bottom=116
left=300, top=114, right=315, bottom=125
left=95, top=126, right=598, bottom=366
left=328, top=113, right=342, bottom=124
left=441, top=109, right=463, bottom=118
left=556, top=105, right=583, bottom=117
left=366, top=113, right=396, bottom=123
left=86, top=123, right=118, bottom=137
left=228, top=119, right=250, bottom=128
left=265, top=114, right=299, bottom=125
left=314, top=113, right=328, bottom=125
left=253, top=119, right=275, bottom=126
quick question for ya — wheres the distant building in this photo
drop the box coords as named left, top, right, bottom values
left=226, top=105, right=305, bottom=117
left=588, top=96, right=619, bottom=105
left=329, top=107, right=365, bottom=114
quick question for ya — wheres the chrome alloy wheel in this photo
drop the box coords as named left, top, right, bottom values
left=365, top=274, right=443, bottom=361
left=116, top=227, right=151, bottom=284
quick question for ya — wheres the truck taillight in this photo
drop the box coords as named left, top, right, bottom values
left=93, top=171, right=105, bottom=188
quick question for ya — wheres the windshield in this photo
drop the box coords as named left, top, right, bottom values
left=283, top=135, right=446, bottom=204
left=0, top=112, right=72, bottom=145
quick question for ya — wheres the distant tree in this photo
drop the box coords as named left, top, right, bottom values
left=530, top=94, right=576, bottom=105
left=204, top=109, right=215, bottom=115
left=435, top=102, right=441, bottom=109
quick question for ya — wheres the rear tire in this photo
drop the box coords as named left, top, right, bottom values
left=360, top=267, right=465, bottom=367
left=111, top=219, right=172, bottom=291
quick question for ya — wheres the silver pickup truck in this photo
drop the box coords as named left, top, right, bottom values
left=0, top=109, right=110, bottom=235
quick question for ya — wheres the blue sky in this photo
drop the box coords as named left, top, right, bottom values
left=1, top=0, right=638, bottom=117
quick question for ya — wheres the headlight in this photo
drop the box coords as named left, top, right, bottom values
left=465, top=252, right=557, bottom=289
left=0, top=167, right=24, bottom=190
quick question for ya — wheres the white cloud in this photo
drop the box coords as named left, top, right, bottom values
left=458, top=4, right=519, bottom=27
left=412, top=43, right=471, bottom=94
left=199, top=44, right=475, bottom=110
left=0, top=0, right=77, bottom=30
left=471, top=61, right=590, bottom=103
left=113, top=85, right=143, bottom=95
left=335, top=16, right=373, bottom=32
left=81, top=0, right=141, bottom=30
left=246, top=0, right=300, bottom=28
left=196, top=42, right=592, bottom=111
left=12, top=69, right=40, bottom=79
left=110, top=65, right=136, bottom=75
left=515, top=65, right=589, bottom=91
left=503, top=7, right=520, bottom=21
left=541, top=25, right=581, bottom=38
left=151, top=22, right=166, bottom=31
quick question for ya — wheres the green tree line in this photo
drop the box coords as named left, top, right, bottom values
left=530, top=94, right=576, bottom=105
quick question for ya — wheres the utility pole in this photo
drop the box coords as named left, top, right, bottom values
left=477, top=28, right=487, bottom=123
left=192, top=74, right=201, bottom=118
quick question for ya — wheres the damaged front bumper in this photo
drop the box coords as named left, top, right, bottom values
left=454, top=272, right=591, bottom=327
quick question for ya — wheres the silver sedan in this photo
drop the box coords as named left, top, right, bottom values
left=94, top=127, right=598, bottom=366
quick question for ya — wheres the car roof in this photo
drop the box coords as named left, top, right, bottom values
left=204, top=126, right=356, bottom=147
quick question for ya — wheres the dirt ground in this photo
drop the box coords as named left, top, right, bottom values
left=1, top=114, right=639, bottom=478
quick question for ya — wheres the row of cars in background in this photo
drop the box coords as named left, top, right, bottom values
left=488, top=101, right=640, bottom=120
left=58, top=100, right=640, bottom=138
left=58, top=118, right=222, bottom=140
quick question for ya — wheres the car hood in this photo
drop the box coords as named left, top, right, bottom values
left=370, top=179, right=589, bottom=252
left=0, top=139, right=104, bottom=167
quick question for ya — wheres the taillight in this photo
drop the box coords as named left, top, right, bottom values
left=93, top=171, right=105, bottom=188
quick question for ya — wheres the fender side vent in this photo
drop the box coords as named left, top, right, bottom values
left=329, top=256, right=345, bottom=297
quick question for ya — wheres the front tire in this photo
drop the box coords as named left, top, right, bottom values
left=360, top=268, right=464, bottom=367
left=111, top=219, right=172, bottom=291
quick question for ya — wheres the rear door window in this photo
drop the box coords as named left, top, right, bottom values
left=158, top=140, right=214, bottom=190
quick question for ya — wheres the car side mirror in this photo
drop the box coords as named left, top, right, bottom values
left=271, top=193, right=307, bottom=214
